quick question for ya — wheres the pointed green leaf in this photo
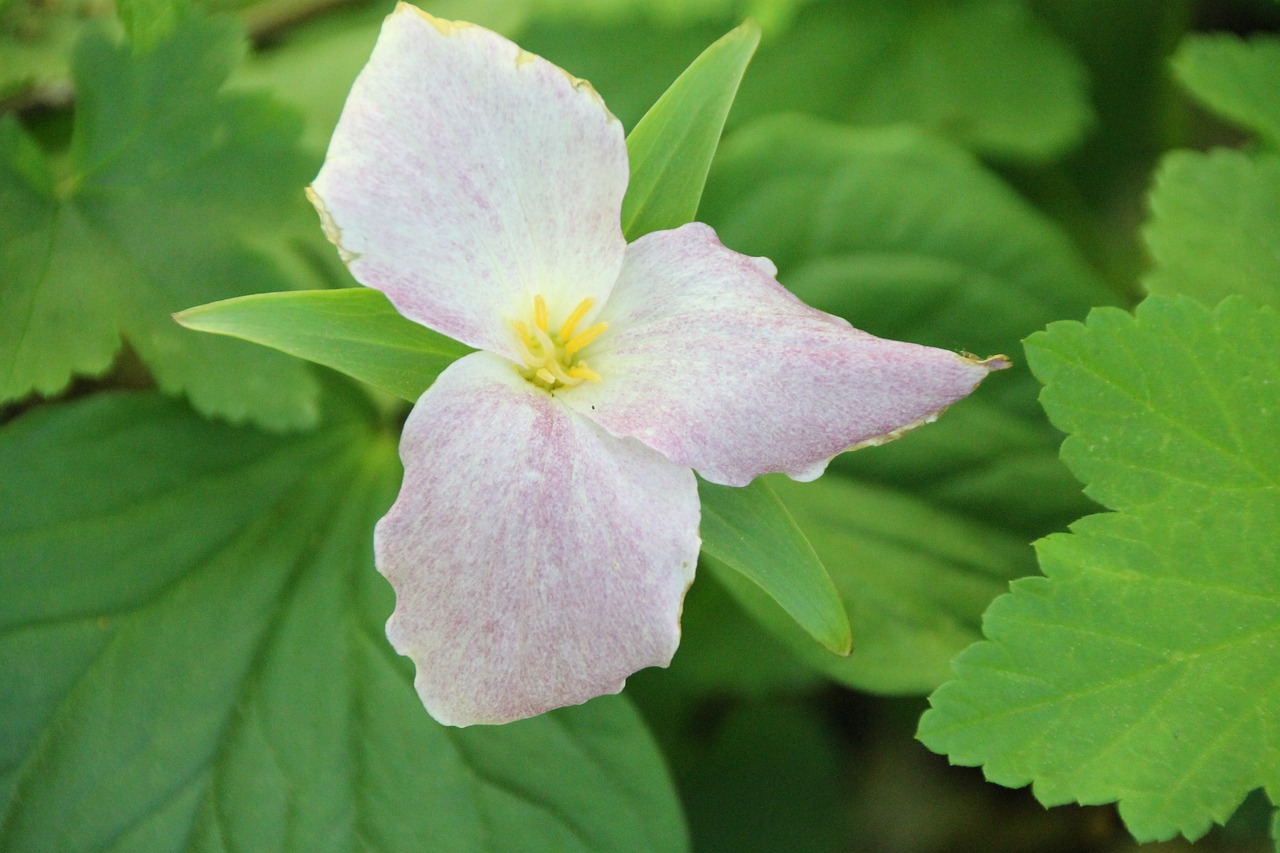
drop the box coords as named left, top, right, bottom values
left=175, top=288, right=473, bottom=403
left=698, top=477, right=851, bottom=656
left=0, top=388, right=687, bottom=852
left=1145, top=149, right=1280, bottom=309
left=919, top=296, right=1280, bottom=844
left=1173, top=34, right=1280, bottom=147
left=621, top=19, right=760, bottom=240
left=712, top=474, right=1033, bottom=694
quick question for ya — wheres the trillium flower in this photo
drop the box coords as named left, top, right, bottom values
left=309, top=4, right=1004, bottom=726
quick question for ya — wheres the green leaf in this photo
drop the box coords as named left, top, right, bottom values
left=0, top=16, right=318, bottom=429
left=0, top=388, right=688, bottom=852
left=919, top=296, right=1280, bottom=843
left=713, top=474, right=1032, bottom=694
left=698, top=477, right=850, bottom=656
left=175, top=288, right=473, bottom=403
left=621, top=19, right=759, bottom=240
left=115, top=0, right=186, bottom=51
left=1173, top=34, right=1280, bottom=147
left=523, top=0, right=1092, bottom=162
left=1145, top=149, right=1280, bottom=309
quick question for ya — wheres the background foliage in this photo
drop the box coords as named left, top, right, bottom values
left=3, top=0, right=1280, bottom=851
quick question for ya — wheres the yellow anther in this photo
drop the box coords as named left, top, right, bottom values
left=514, top=294, right=607, bottom=391
left=558, top=297, right=595, bottom=341
left=534, top=295, right=549, bottom=332
left=564, top=322, right=607, bottom=356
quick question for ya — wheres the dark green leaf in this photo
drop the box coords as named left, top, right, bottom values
left=0, top=388, right=687, bottom=852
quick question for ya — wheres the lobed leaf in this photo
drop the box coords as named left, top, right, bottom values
left=0, top=16, right=318, bottom=429
left=919, top=296, right=1280, bottom=843
left=0, top=387, right=688, bottom=852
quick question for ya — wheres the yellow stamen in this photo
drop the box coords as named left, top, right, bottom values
left=564, top=322, right=607, bottom=356
left=535, top=367, right=557, bottom=386
left=534, top=295, right=549, bottom=332
left=558, top=297, right=595, bottom=341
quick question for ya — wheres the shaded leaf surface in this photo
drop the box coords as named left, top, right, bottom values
left=0, top=17, right=318, bottom=428
left=713, top=474, right=1032, bottom=694
left=0, top=390, right=687, bottom=852
left=919, top=296, right=1280, bottom=843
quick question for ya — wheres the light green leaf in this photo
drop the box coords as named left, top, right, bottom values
left=175, top=288, right=472, bottom=403
left=713, top=474, right=1032, bottom=694
left=1145, top=149, right=1280, bottom=309
left=0, top=388, right=687, bottom=852
left=621, top=19, right=759, bottom=239
left=698, top=477, right=850, bottom=656
left=0, top=16, right=318, bottom=429
left=115, top=0, right=185, bottom=51
left=919, top=296, right=1280, bottom=843
left=1173, top=34, right=1280, bottom=147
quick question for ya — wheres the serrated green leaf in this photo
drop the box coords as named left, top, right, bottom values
left=1173, top=34, right=1280, bottom=147
left=175, top=288, right=473, bottom=403
left=621, top=19, right=758, bottom=240
left=698, top=477, right=850, bottom=656
left=919, top=296, right=1280, bottom=843
left=0, top=16, right=319, bottom=429
left=1145, top=149, right=1280, bottom=309
left=702, top=116, right=1110, bottom=531
left=712, top=474, right=1032, bottom=694
left=0, top=388, right=687, bottom=852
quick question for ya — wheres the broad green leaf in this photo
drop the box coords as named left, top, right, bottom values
left=1173, top=34, right=1280, bottom=147
left=0, top=388, right=688, bottom=852
left=702, top=116, right=1110, bottom=531
left=713, top=474, right=1032, bottom=694
left=621, top=19, right=759, bottom=239
left=523, top=0, right=1092, bottom=162
left=0, top=16, right=318, bottom=429
left=175, top=288, right=472, bottom=403
left=698, top=477, right=850, bottom=656
left=1145, top=149, right=1280, bottom=309
left=919, top=296, right=1280, bottom=843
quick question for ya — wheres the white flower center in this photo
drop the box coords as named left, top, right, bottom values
left=512, top=294, right=607, bottom=392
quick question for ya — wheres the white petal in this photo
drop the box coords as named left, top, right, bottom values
left=376, top=351, right=700, bottom=726
left=564, top=223, right=1000, bottom=486
left=310, top=5, right=629, bottom=360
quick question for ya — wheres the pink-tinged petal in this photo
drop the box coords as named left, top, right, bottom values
left=377, top=351, right=700, bottom=726
left=310, top=5, right=629, bottom=360
left=564, top=223, right=1003, bottom=487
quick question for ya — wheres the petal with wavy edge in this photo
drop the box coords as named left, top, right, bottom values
left=564, top=223, right=1001, bottom=487
left=377, top=351, right=700, bottom=726
left=310, top=5, right=628, bottom=361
